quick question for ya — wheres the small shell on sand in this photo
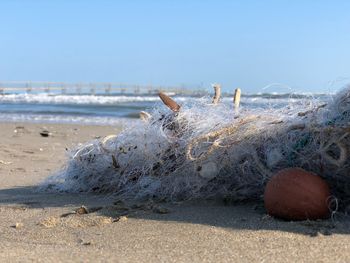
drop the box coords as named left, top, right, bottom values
left=39, top=130, right=50, bottom=137
left=0, top=160, right=12, bottom=165
left=81, top=240, right=93, bottom=246
left=12, top=222, right=24, bottom=229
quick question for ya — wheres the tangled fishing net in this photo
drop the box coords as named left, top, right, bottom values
left=42, top=86, right=350, bottom=210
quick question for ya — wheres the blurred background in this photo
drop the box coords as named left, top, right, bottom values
left=0, top=0, right=349, bottom=124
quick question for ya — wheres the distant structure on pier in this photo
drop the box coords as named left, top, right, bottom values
left=0, top=81, right=205, bottom=96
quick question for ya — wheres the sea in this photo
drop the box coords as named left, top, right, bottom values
left=0, top=90, right=332, bottom=126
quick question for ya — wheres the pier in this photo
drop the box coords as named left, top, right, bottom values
left=0, top=81, right=203, bottom=95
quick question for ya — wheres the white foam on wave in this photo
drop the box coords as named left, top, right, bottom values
left=0, top=113, right=138, bottom=126
left=0, top=93, right=192, bottom=105
left=0, top=92, right=321, bottom=105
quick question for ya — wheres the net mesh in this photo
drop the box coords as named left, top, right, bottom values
left=42, top=87, right=350, bottom=209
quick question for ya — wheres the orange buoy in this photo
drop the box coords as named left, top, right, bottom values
left=264, top=167, right=331, bottom=220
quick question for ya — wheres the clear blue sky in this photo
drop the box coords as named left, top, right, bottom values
left=1, top=0, right=350, bottom=93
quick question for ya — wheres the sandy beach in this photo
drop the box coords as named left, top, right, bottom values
left=0, top=122, right=349, bottom=262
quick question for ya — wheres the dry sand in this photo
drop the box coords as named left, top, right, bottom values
left=0, top=122, right=349, bottom=263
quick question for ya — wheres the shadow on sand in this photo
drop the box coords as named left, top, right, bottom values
left=0, top=185, right=349, bottom=237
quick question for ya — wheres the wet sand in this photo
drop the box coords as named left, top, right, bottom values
left=0, top=122, right=349, bottom=262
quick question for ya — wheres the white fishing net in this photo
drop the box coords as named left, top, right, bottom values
left=42, top=87, right=350, bottom=209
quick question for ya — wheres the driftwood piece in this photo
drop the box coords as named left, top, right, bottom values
left=212, top=84, right=221, bottom=104
left=159, top=92, right=180, bottom=112
left=234, top=88, right=241, bottom=112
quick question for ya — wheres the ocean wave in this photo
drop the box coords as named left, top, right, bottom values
left=0, top=94, right=167, bottom=104
left=0, top=113, right=139, bottom=126
left=0, top=92, right=327, bottom=105
left=0, top=92, right=331, bottom=125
